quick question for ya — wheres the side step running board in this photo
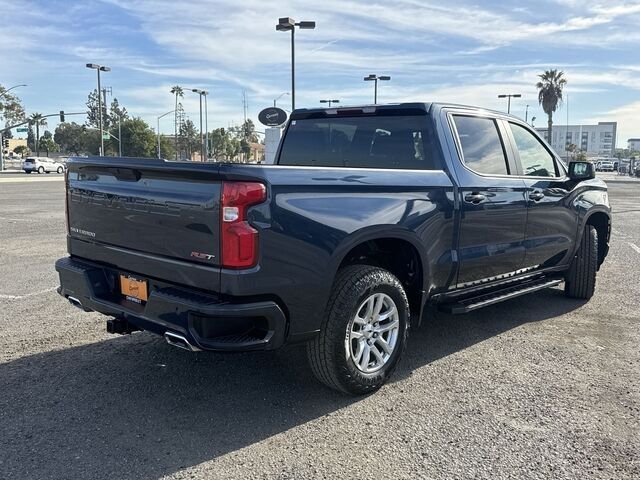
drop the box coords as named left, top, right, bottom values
left=439, top=278, right=563, bottom=314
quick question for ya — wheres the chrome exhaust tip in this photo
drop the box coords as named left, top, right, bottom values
left=164, top=331, right=201, bottom=352
left=67, top=296, right=83, bottom=309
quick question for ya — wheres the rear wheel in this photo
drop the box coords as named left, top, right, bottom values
left=37, top=166, right=44, bottom=174
left=57, top=166, right=63, bottom=174
left=307, top=265, right=410, bottom=395
left=565, top=225, right=598, bottom=299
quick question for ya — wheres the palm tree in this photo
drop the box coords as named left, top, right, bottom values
left=170, top=85, right=184, bottom=160
left=536, top=69, right=567, bottom=144
left=29, top=113, right=47, bottom=156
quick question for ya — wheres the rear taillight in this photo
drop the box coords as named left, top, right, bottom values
left=220, top=182, right=266, bottom=268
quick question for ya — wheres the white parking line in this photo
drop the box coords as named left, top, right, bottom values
left=0, top=216, right=31, bottom=222
left=630, top=243, right=640, bottom=255
left=0, top=176, right=64, bottom=183
left=0, top=287, right=57, bottom=300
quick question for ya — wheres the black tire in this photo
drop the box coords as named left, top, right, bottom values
left=565, top=225, right=598, bottom=299
left=37, top=166, right=44, bottom=174
left=57, top=167, right=63, bottom=174
left=307, top=265, right=410, bottom=395
left=25, top=171, right=31, bottom=174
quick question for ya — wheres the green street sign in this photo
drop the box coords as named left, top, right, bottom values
left=102, top=133, right=110, bottom=140
left=16, top=127, right=28, bottom=133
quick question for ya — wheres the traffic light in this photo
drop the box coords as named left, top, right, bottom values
left=59, top=110, right=65, bottom=122
left=2, top=138, right=9, bottom=149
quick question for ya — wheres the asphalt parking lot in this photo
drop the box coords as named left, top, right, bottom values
left=0, top=173, right=638, bottom=479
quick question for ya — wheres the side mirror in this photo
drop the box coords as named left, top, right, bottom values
left=568, top=161, right=595, bottom=181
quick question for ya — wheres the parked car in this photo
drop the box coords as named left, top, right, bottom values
left=56, top=102, right=611, bottom=394
left=596, top=160, right=615, bottom=172
left=22, top=157, right=66, bottom=174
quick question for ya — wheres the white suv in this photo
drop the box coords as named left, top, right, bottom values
left=22, top=157, right=66, bottom=174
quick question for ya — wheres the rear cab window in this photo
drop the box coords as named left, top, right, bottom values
left=277, top=112, right=441, bottom=170
left=451, top=115, right=509, bottom=176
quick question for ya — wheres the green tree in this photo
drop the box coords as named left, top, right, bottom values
left=109, top=98, right=129, bottom=126
left=86, top=89, right=109, bottom=130
left=54, top=122, right=99, bottom=155
left=13, top=145, right=30, bottom=157
left=120, top=117, right=157, bottom=157
left=29, top=113, right=47, bottom=156
left=158, top=135, right=176, bottom=160
left=536, top=69, right=567, bottom=145
left=40, top=136, right=59, bottom=156
left=170, top=86, right=184, bottom=159
left=179, top=119, right=199, bottom=159
left=0, top=84, right=26, bottom=127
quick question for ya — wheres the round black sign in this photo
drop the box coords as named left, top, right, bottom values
left=258, top=107, right=288, bottom=127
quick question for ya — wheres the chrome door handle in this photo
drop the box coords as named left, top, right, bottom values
left=529, top=192, right=545, bottom=201
left=464, top=193, right=486, bottom=204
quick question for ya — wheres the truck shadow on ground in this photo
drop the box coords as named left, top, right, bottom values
left=0, top=288, right=585, bottom=479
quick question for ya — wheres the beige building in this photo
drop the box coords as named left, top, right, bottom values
left=2, top=138, right=28, bottom=157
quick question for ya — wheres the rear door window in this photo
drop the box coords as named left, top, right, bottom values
left=278, top=114, right=439, bottom=170
left=509, top=122, right=558, bottom=177
left=452, top=115, right=509, bottom=175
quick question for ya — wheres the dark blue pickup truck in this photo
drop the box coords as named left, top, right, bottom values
left=56, top=103, right=610, bottom=394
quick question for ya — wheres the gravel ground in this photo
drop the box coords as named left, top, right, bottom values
left=0, top=175, right=638, bottom=479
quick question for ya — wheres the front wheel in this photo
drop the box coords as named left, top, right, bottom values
left=565, top=225, right=598, bottom=299
left=307, top=265, right=410, bottom=395
left=57, top=166, right=63, bottom=174
left=37, top=166, right=44, bottom=174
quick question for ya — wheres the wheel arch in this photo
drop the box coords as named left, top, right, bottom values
left=583, top=210, right=610, bottom=267
left=328, top=227, right=429, bottom=324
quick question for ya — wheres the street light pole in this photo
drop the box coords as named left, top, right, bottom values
left=0, top=84, right=27, bottom=101
left=497, top=93, right=521, bottom=114
left=364, top=74, right=391, bottom=104
left=274, top=92, right=289, bottom=107
left=157, top=110, right=175, bottom=159
left=192, top=89, right=209, bottom=161
left=276, top=17, right=316, bottom=110
left=525, top=104, right=529, bottom=122
left=319, top=99, right=340, bottom=107
left=204, top=92, right=209, bottom=161
left=86, top=63, right=111, bottom=156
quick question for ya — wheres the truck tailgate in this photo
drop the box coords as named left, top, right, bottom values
left=66, top=157, right=222, bottom=285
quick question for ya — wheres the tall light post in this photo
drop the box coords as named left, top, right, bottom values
left=192, top=89, right=209, bottom=161
left=320, top=99, right=340, bottom=107
left=276, top=17, right=316, bottom=110
left=86, top=63, right=111, bottom=156
left=157, top=110, right=175, bottom=159
left=0, top=84, right=26, bottom=171
left=525, top=104, right=530, bottom=122
left=0, top=84, right=27, bottom=100
left=498, top=93, right=521, bottom=114
left=364, top=74, right=390, bottom=104
left=274, top=92, right=289, bottom=107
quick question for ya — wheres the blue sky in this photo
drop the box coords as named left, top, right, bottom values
left=1, top=0, right=640, bottom=144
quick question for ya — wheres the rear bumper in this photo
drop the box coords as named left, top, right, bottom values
left=55, top=256, right=287, bottom=351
